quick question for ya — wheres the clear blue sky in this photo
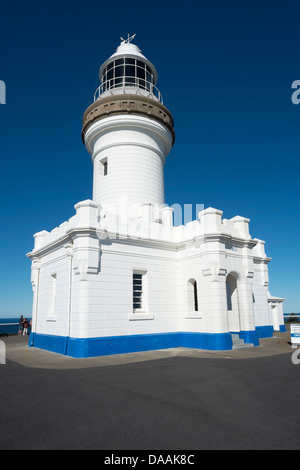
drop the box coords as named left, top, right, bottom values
left=0, top=0, right=299, bottom=317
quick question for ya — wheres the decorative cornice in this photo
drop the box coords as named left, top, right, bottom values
left=253, top=256, right=272, bottom=264
left=81, top=94, right=175, bottom=145
left=27, top=224, right=262, bottom=262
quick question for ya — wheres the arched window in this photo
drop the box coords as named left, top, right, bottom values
left=188, top=279, right=198, bottom=312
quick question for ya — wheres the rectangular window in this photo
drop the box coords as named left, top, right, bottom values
left=133, top=273, right=143, bottom=310
left=132, top=271, right=148, bottom=312
left=129, top=270, right=153, bottom=320
left=100, top=158, right=108, bottom=176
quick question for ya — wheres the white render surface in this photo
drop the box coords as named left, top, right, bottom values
left=27, top=39, right=285, bottom=352
left=86, top=114, right=172, bottom=210
left=28, top=200, right=285, bottom=341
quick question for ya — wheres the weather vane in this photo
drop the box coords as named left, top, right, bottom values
left=120, top=33, right=136, bottom=45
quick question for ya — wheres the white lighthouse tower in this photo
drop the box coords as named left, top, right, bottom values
left=27, top=36, right=286, bottom=358
left=82, top=35, right=174, bottom=215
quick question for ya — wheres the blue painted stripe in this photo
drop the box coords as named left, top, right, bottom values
left=67, top=332, right=181, bottom=358
left=255, top=325, right=274, bottom=338
left=239, top=330, right=260, bottom=346
left=279, top=324, right=286, bottom=332
left=29, top=332, right=67, bottom=355
left=180, top=332, right=233, bottom=351
left=29, top=331, right=234, bottom=358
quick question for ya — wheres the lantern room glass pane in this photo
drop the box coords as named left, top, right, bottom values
left=125, top=65, right=135, bottom=77
left=137, top=65, right=145, bottom=89
left=125, top=65, right=135, bottom=86
left=115, top=77, right=123, bottom=87
left=101, top=58, right=155, bottom=94
left=115, top=65, right=124, bottom=77
left=146, top=71, right=151, bottom=91
left=107, top=68, right=113, bottom=89
left=137, top=65, right=145, bottom=79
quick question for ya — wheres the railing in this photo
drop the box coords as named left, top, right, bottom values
left=94, top=77, right=163, bottom=104
left=284, top=314, right=300, bottom=321
left=0, top=322, right=19, bottom=336
left=0, top=322, right=32, bottom=336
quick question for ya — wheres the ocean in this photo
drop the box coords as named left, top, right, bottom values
left=284, top=313, right=300, bottom=322
left=0, top=317, right=32, bottom=336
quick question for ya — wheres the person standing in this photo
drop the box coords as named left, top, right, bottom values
left=23, top=318, right=29, bottom=336
left=18, top=315, right=24, bottom=335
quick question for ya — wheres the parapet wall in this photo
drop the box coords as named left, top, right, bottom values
left=29, top=201, right=261, bottom=255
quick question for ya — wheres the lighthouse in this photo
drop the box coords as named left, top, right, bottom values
left=82, top=35, right=175, bottom=214
left=27, top=36, right=286, bottom=358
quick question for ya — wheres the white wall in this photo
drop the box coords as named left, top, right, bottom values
left=33, top=246, right=70, bottom=337
left=85, top=115, right=173, bottom=212
left=29, top=202, right=280, bottom=342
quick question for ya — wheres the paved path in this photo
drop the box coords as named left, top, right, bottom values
left=0, top=329, right=299, bottom=450
left=2, top=330, right=294, bottom=369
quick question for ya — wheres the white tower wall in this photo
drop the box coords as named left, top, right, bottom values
left=84, top=114, right=173, bottom=211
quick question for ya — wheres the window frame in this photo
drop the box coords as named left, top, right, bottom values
left=100, top=157, right=108, bottom=177
left=129, top=270, right=153, bottom=321
left=186, top=278, right=202, bottom=319
left=47, top=272, right=57, bottom=322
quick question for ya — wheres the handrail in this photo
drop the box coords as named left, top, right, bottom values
left=94, top=77, right=163, bottom=104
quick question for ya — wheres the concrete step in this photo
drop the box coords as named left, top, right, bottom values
left=232, top=342, right=254, bottom=350
left=231, top=333, right=254, bottom=350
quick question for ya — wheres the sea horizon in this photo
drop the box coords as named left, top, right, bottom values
left=0, top=317, right=32, bottom=335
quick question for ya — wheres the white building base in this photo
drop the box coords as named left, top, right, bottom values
left=27, top=200, right=285, bottom=358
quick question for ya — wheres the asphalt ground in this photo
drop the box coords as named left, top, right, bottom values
left=0, top=327, right=299, bottom=450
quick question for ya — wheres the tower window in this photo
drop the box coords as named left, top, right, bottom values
left=100, top=158, right=108, bottom=176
